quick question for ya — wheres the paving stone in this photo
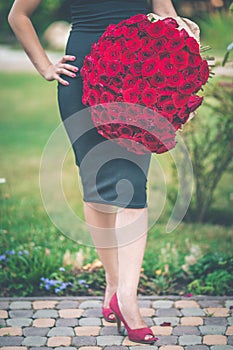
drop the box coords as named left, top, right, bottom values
left=0, top=310, right=8, bottom=318
left=96, top=335, right=124, bottom=346
left=181, top=308, right=206, bottom=317
left=0, top=327, right=22, bottom=336
left=143, top=317, right=154, bottom=327
left=228, top=336, right=233, bottom=345
left=151, top=325, right=172, bottom=335
left=155, top=336, right=178, bottom=345
left=0, top=348, right=27, bottom=350
left=173, top=326, right=200, bottom=335
left=22, top=336, right=47, bottom=346
left=205, top=308, right=230, bottom=317
left=152, top=301, right=174, bottom=309
left=79, top=347, right=102, bottom=350
left=47, top=326, right=75, bottom=337
left=204, top=317, right=228, bottom=325
left=72, top=335, right=97, bottom=346
left=33, top=300, right=58, bottom=310
left=55, top=348, right=77, bottom=350
left=103, top=318, right=119, bottom=326
left=23, top=327, right=49, bottom=336
left=185, top=346, right=209, bottom=350
left=129, top=346, right=158, bottom=350
left=180, top=317, right=203, bottom=326
left=0, top=336, right=24, bottom=346
left=140, top=308, right=155, bottom=317
left=174, top=301, right=200, bottom=309
left=156, top=309, right=181, bottom=317
left=153, top=317, right=179, bottom=326
left=138, top=300, right=152, bottom=308
left=6, top=317, right=32, bottom=327
left=105, top=346, right=128, bottom=350
left=33, top=309, right=58, bottom=318
left=199, top=325, right=227, bottom=335
left=211, top=347, right=233, bottom=350
left=228, top=318, right=233, bottom=325
left=122, top=337, right=147, bottom=346
left=47, top=336, right=72, bottom=347
left=10, top=301, right=31, bottom=309
left=79, top=300, right=102, bottom=309
left=56, top=317, right=78, bottom=327
left=56, top=300, right=79, bottom=309
left=0, top=319, right=6, bottom=326
left=33, top=318, right=55, bottom=327
left=75, top=326, right=101, bottom=336
left=179, top=335, right=202, bottom=345
left=100, top=326, right=120, bottom=336
left=79, top=317, right=102, bottom=326
left=225, top=301, right=233, bottom=309
left=203, top=335, right=227, bottom=345
left=30, top=348, right=53, bottom=350
left=199, top=301, right=224, bottom=308
left=159, top=347, right=184, bottom=350
left=59, top=308, right=83, bottom=318
left=9, top=309, right=33, bottom=318
left=83, top=308, right=102, bottom=318
left=0, top=302, right=9, bottom=310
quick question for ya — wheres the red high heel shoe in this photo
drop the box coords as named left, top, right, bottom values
left=102, top=306, right=116, bottom=323
left=110, top=293, right=158, bottom=344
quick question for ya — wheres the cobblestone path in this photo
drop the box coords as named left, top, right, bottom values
left=0, top=296, right=233, bottom=350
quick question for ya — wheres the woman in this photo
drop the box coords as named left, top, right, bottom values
left=8, top=0, right=179, bottom=344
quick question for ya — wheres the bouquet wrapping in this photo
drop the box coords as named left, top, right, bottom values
left=80, top=13, right=210, bottom=154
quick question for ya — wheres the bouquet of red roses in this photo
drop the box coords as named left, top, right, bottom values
left=80, top=13, right=210, bottom=154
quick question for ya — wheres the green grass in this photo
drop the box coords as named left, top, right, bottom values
left=0, top=72, right=233, bottom=296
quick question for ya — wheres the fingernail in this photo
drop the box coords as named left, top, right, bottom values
left=72, top=73, right=76, bottom=78
left=65, top=82, right=69, bottom=86
left=71, top=56, right=76, bottom=60
left=74, top=67, right=79, bottom=72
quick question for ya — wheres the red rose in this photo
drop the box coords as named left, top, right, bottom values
left=126, top=14, right=147, bottom=25
left=177, top=107, right=190, bottom=122
left=136, top=79, right=150, bottom=92
left=138, top=44, right=155, bottom=61
left=123, top=88, right=140, bottom=103
left=185, top=37, right=200, bottom=54
left=172, top=93, right=189, bottom=108
left=141, top=132, right=159, bottom=150
left=121, top=51, right=137, bottom=64
left=159, top=58, right=177, bottom=76
left=129, top=61, right=143, bottom=76
left=166, top=72, right=184, bottom=87
left=149, top=71, right=166, bottom=87
left=109, top=76, right=124, bottom=93
left=142, top=58, right=159, bottom=77
left=104, top=45, right=121, bottom=60
left=87, top=89, right=101, bottom=106
left=166, top=36, right=185, bottom=52
left=170, top=51, right=189, bottom=69
left=188, top=54, right=202, bottom=68
left=182, top=66, right=198, bottom=80
left=100, top=91, right=115, bottom=103
left=106, top=60, right=122, bottom=77
left=199, top=60, right=209, bottom=85
left=126, top=38, right=142, bottom=52
left=162, top=17, right=179, bottom=28
left=161, top=101, right=177, bottom=119
left=141, top=88, right=158, bottom=106
left=156, top=139, right=177, bottom=153
left=151, top=37, right=168, bottom=53
left=123, top=75, right=138, bottom=89
left=178, top=81, right=197, bottom=94
left=187, top=95, right=203, bottom=112
left=164, top=26, right=179, bottom=39
left=156, top=93, right=171, bottom=108
left=179, top=28, right=189, bottom=40
left=122, top=26, right=139, bottom=38
left=138, top=19, right=151, bottom=32
left=146, top=20, right=167, bottom=38
left=118, top=125, right=134, bottom=138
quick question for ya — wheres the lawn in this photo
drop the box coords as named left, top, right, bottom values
left=0, top=72, right=233, bottom=297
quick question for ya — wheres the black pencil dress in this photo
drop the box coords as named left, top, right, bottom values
left=58, top=0, right=152, bottom=208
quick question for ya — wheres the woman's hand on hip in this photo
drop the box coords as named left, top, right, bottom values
left=43, top=55, right=79, bottom=86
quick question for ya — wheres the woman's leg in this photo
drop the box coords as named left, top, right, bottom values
left=83, top=202, right=118, bottom=308
left=116, top=207, right=149, bottom=329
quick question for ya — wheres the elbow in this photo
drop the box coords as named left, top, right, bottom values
left=8, top=9, right=15, bottom=29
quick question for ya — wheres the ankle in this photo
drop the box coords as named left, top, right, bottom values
left=117, top=289, right=137, bottom=301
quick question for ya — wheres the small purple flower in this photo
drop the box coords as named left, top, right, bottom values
left=59, top=267, right=65, bottom=272
left=6, top=250, right=15, bottom=255
left=55, top=288, right=61, bottom=294
left=78, top=279, right=87, bottom=285
left=0, top=254, right=6, bottom=261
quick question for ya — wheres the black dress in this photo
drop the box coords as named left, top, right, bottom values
left=58, top=0, right=152, bottom=208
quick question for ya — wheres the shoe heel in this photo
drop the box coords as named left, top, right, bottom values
left=114, top=313, right=122, bottom=334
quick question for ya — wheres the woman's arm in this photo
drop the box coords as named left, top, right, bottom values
left=8, top=0, right=78, bottom=86
left=151, top=0, right=177, bottom=17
